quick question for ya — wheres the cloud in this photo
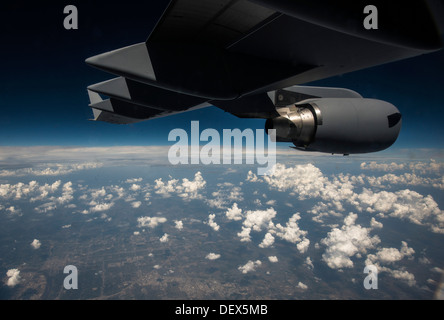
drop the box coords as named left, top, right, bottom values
left=366, top=241, right=415, bottom=266
left=131, top=201, right=142, bottom=208
left=206, top=214, right=220, bottom=231
left=225, top=203, right=243, bottom=221
left=57, top=182, right=74, bottom=204
left=31, top=239, right=41, bottom=249
left=238, top=260, right=262, bottom=274
left=100, top=213, right=112, bottom=222
left=246, top=170, right=259, bottom=182
left=6, top=206, right=22, bottom=216
left=297, top=238, right=311, bottom=254
left=177, top=172, right=206, bottom=199
left=365, top=173, right=444, bottom=190
left=159, top=233, right=169, bottom=243
left=6, top=269, right=21, bottom=287
left=0, top=147, right=172, bottom=170
left=137, top=216, right=167, bottom=228
left=174, top=220, right=183, bottom=230
left=388, top=270, right=416, bottom=287
left=30, top=181, right=61, bottom=202
left=370, top=217, right=383, bottom=229
left=130, top=184, right=141, bottom=191
left=206, top=182, right=243, bottom=209
left=154, top=178, right=178, bottom=197
left=0, top=162, right=102, bottom=177
left=321, top=213, right=381, bottom=269
left=261, top=163, right=328, bottom=200
left=268, top=256, right=278, bottom=263
left=259, top=233, right=275, bottom=248
left=108, top=185, right=126, bottom=200
left=356, top=189, right=444, bottom=233
left=154, top=172, right=206, bottom=200
left=250, top=163, right=444, bottom=234
left=273, top=213, right=309, bottom=253
left=252, top=164, right=355, bottom=212
left=237, top=227, right=252, bottom=242
left=361, top=160, right=443, bottom=175
left=304, top=257, right=314, bottom=269
left=242, top=208, right=276, bottom=233
left=91, top=187, right=107, bottom=199
left=236, top=208, right=276, bottom=243
left=365, top=241, right=417, bottom=286
left=296, top=282, right=308, bottom=290
left=1, top=148, right=442, bottom=292
left=205, top=253, right=221, bottom=260
left=89, top=202, right=114, bottom=213
left=360, top=161, right=406, bottom=172
left=0, top=180, right=76, bottom=209
left=231, top=204, right=310, bottom=252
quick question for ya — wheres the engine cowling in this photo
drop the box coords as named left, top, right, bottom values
left=265, top=98, right=402, bottom=154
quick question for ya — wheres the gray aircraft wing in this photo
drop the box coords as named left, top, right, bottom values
left=86, top=0, right=442, bottom=123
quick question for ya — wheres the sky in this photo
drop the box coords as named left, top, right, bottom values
left=0, top=1, right=443, bottom=149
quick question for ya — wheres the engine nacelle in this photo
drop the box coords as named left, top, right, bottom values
left=265, top=98, right=402, bottom=154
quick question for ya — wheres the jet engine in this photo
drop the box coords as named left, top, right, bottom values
left=265, top=98, right=402, bottom=154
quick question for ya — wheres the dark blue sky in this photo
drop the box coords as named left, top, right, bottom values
left=1, top=1, right=443, bottom=149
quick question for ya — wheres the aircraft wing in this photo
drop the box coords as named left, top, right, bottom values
left=86, top=0, right=442, bottom=123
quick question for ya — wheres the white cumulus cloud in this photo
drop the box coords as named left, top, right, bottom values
left=259, top=233, right=275, bottom=248
left=206, top=214, right=220, bottom=231
left=225, top=203, right=243, bottom=221
left=174, top=220, right=184, bottom=230
left=296, top=282, right=308, bottom=290
left=89, top=202, right=114, bottom=213
left=137, top=216, right=167, bottom=228
left=242, top=208, right=276, bottom=233
left=273, top=213, right=309, bottom=253
left=321, top=213, right=381, bottom=269
left=154, top=172, right=206, bottom=200
left=6, top=269, right=21, bottom=287
left=159, top=233, right=169, bottom=243
left=366, top=241, right=415, bottom=266
left=238, top=260, right=262, bottom=274
left=206, top=253, right=221, bottom=260
left=31, top=239, right=41, bottom=249
left=131, top=201, right=142, bottom=208
left=206, top=182, right=243, bottom=209
left=250, top=163, right=444, bottom=234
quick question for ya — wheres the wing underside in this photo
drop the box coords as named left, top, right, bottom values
left=86, top=0, right=442, bottom=124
